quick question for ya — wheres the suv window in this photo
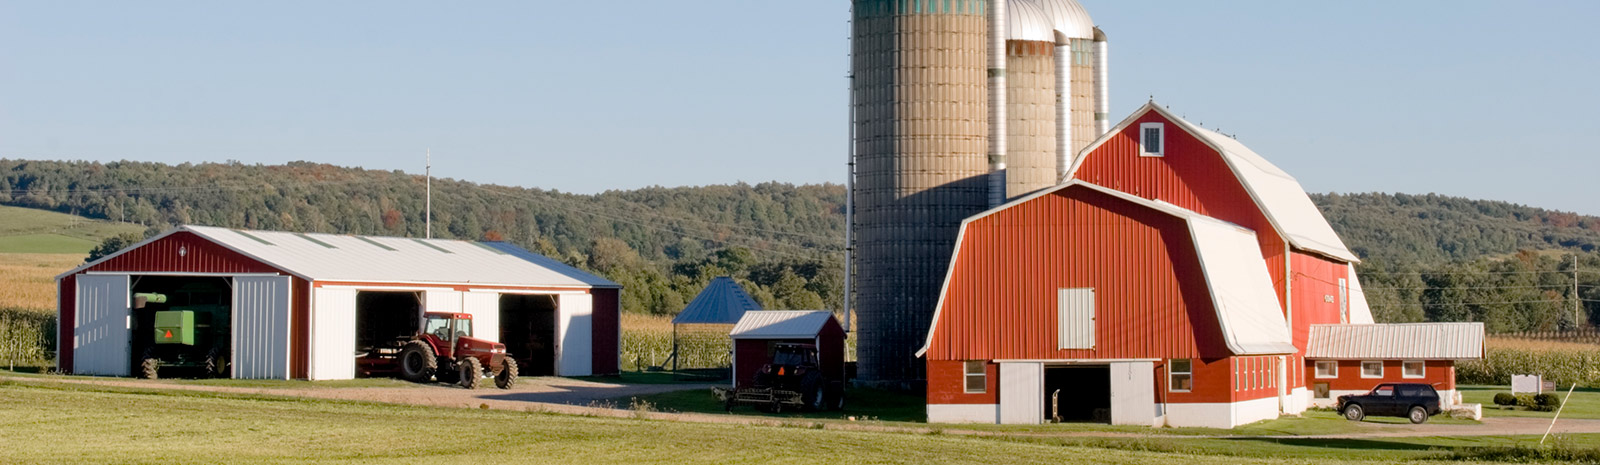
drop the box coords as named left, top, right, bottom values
left=1397, top=386, right=1420, bottom=397
left=1373, top=386, right=1394, bottom=396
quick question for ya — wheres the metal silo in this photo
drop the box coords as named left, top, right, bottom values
left=1003, top=0, right=1058, bottom=198
left=851, top=0, right=990, bottom=383
left=1035, top=0, right=1101, bottom=179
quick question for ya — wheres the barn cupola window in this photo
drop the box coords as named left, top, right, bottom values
left=1139, top=122, right=1164, bottom=157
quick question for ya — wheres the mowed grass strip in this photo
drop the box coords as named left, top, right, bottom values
left=0, top=380, right=1441, bottom=465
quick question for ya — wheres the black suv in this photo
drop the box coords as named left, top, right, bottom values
left=1337, top=383, right=1442, bottom=424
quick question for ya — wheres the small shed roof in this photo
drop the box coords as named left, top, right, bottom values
left=672, top=277, right=763, bottom=325
left=1306, top=323, right=1485, bottom=360
left=60, top=225, right=619, bottom=288
left=730, top=311, right=839, bottom=340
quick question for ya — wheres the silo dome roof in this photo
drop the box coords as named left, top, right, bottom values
left=1007, top=0, right=1054, bottom=42
left=1035, top=0, right=1095, bottom=40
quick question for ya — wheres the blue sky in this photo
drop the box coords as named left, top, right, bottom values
left=2, top=1, right=1597, bottom=214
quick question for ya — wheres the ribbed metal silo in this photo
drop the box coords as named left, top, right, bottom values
left=851, top=0, right=990, bottom=383
left=1003, top=0, right=1058, bottom=199
left=1035, top=0, right=1100, bottom=179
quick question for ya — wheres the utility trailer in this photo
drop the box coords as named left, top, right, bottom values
left=718, top=343, right=844, bottom=412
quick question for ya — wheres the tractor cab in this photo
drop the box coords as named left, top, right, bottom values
left=754, top=343, right=820, bottom=389
left=420, top=312, right=490, bottom=359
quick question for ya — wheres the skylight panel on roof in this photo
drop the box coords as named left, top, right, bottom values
left=295, top=233, right=337, bottom=249
left=356, top=236, right=398, bottom=251
left=233, top=230, right=274, bottom=246
left=412, top=239, right=453, bottom=254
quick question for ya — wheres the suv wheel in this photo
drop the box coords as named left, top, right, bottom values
left=1343, top=403, right=1365, bottom=421
left=1408, top=406, right=1428, bottom=424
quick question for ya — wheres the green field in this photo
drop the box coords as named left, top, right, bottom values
left=0, top=205, right=146, bottom=254
left=7, top=379, right=1600, bottom=464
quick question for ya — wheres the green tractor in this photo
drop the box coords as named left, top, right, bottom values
left=133, top=283, right=231, bottom=379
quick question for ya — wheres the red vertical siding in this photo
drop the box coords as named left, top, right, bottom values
left=84, top=232, right=284, bottom=274
left=590, top=288, right=620, bottom=376
left=1305, top=359, right=1457, bottom=392
left=927, top=359, right=998, bottom=404
left=1071, top=110, right=1290, bottom=310
left=291, top=278, right=310, bottom=379
left=927, top=185, right=1229, bottom=363
left=56, top=275, right=76, bottom=373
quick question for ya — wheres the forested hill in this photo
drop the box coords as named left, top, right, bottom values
left=4, top=159, right=1598, bottom=330
left=1313, top=192, right=1600, bottom=265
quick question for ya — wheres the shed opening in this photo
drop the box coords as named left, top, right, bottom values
left=129, top=276, right=233, bottom=379
left=499, top=294, right=558, bottom=376
left=1044, top=365, right=1111, bottom=423
left=354, top=291, right=421, bottom=377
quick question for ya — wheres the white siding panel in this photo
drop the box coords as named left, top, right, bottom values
left=311, top=287, right=357, bottom=380
left=74, top=274, right=131, bottom=376
left=558, top=293, right=593, bottom=377
left=234, top=276, right=291, bottom=379
left=999, top=362, right=1044, bottom=424
left=1109, top=361, right=1156, bottom=426
left=1057, top=288, right=1095, bottom=349
left=424, top=290, right=462, bottom=314
left=463, top=291, right=501, bottom=343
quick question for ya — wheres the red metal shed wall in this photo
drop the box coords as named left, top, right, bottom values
left=591, top=288, right=620, bottom=376
left=1070, top=110, right=1289, bottom=308
left=926, top=186, right=1231, bottom=363
left=56, top=275, right=76, bottom=373
left=1307, top=359, right=1456, bottom=391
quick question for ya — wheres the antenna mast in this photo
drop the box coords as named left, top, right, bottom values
left=425, top=149, right=432, bottom=239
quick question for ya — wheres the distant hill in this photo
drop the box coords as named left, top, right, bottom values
left=2, top=159, right=1595, bottom=329
left=0, top=204, right=147, bottom=254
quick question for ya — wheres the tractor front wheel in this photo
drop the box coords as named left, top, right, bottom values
left=398, top=341, right=437, bottom=383
left=205, top=346, right=229, bottom=378
left=138, top=348, right=159, bottom=380
left=458, top=357, right=484, bottom=389
left=495, top=358, right=518, bottom=390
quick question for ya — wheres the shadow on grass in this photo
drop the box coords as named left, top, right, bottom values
left=620, top=387, right=926, bottom=423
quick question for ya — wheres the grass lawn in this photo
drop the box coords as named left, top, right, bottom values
left=1461, top=385, right=1600, bottom=419
left=0, top=233, right=99, bottom=254
left=4, top=379, right=1597, bottom=464
left=0, top=205, right=146, bottom=254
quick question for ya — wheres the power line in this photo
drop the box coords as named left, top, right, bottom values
left=1363, top=284, right=1572, bottom=291
left=1369, top=298, right=1568, bottom=308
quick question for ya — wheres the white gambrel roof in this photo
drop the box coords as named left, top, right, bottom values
left=918, top=180, right=1297, bottom=357
left=1068, top=102, right=1360, bottom=263
left=62, top=225, right=619, bottom=289
left=730, top=311, right=839, bottom=340
left=1307, top=323, right=1485, bottom=360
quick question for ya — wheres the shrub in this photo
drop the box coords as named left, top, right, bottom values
left=1534, top=393, right=1563, bottom=412
left=1516, top=394, right=1538, bottom=409
left=1493, top=392, right=1517, bottom=406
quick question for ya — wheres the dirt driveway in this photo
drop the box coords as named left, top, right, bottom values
left=9, top=374, right=1600, bottom=440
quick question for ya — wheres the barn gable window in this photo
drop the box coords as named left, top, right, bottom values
left=963, top=361, right=987, bottom=393
left=1057, top=288, right=1096, bottom=349
left=1169, top=359, right=1192, bottom=392
left=1139, top=122, right=1164, bottom=157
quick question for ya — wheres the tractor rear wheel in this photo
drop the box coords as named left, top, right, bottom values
left=398, top=341, right=437, bottom=383
left=138, top=347, right=159, bottom=380
left=495, top=358, right=518, bottom=389
left=458, top=357, right=484, bottom=389
left=205, top=346, right=229, bottom=378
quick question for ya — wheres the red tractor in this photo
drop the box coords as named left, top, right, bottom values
left=359, top=312, right=518, bottom=389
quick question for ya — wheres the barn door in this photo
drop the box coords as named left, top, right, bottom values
left=74, top=275, right=131, bottom=376
left=233, top=275, right=292, bottom=379
left=311, top=287, right=357, bottom=380
left=999, top=362, right=1044, bottom=424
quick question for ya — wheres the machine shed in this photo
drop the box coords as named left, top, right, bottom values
left=729, top=311, right=846, bottom=390
left=56, top=225, right=621, bottom=380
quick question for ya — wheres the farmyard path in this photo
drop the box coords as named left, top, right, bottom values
left=10, top=374, right=1600, bottom=441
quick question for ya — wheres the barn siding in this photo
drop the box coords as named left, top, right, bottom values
left=56, top=275, right=76, bottom=373
left=1307, top=359, right=1456, bottom=392
left=85, top=231, right=284, bottom=275
left=591, top=288, right=620, bottom=376
left=927, top=186, right=1229, bottom=363
left=1070, top=110, right=1291, bottom=311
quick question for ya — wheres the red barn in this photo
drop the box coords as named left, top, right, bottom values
left=920, top=102, right=1483, bottom=427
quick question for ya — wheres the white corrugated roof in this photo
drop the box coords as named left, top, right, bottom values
left=918, top=180, right=1297, bottom=357
left=1306, top=323, right=1485, bottom=360
left=730, top=311, right=838, bottom=340
left=63, top=225, right=618, bottom=288
left=1068, top=102, right=1361, bottom=263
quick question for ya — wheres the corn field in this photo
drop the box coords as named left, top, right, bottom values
left=0, top=253, right=80, bottom=313
left=0, top=308, right=55, bottom=370
left=618, top=313, right=857, bottom=372
left=1458, top=338, right=1600, bottom=388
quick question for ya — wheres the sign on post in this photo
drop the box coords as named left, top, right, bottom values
left=1511, top=374, right=1542, bottom=394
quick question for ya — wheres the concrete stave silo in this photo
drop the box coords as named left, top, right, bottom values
left=1003, top=0, right=1058, bottom=199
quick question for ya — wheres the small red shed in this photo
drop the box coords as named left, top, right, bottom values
left=729, top=311, right=846, bottom=389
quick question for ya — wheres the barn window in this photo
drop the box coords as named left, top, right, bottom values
left=963, top=361, right=987, bottom=393
left=1361, top=361, right=1384, bottom=378
left=1139, top=122, right=1164, bottom=157
left=1057, top=288, right=1095, bottom=349
left=1314, top=382, right=1331, bottom=399
left=1315, top=360, right=1338, bottom=378
left=1169, top=359, right=1192, bottom=392
left=1403, top=361, right=1425, bottom=378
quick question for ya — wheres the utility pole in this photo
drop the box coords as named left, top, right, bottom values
left=425, top=149, right=432, bottom=239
